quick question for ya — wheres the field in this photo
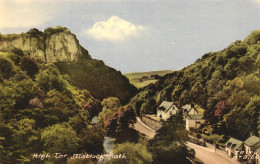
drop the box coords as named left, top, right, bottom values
left=124, top=70, right=173, bottom=89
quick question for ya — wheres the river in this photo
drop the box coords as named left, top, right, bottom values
left=91, top=116, right=114, bottom=164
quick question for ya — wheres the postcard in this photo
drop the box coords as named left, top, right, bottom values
left=0, top=0, right=260, bottom=164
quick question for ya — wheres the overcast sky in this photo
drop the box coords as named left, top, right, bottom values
left=1, top=0, right=260, bottom=73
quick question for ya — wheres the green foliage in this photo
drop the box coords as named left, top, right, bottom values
left=0, top=51, right=103, bottom=163
left=201, top=134, right=221, bottom=144
left=104, top=107, right=138, bottom=143
left=224, top=95, right=260, bottom=139
left=244, top=30, right=260, bottom=45
left=128, top=29, right=260, bottom=140
left=107, top=142, right=152, bottom=164
left=0, top=54, right=16, bottom=79
left=140, top=97, right=156, bottom=114
left=78, top=126, right=104, bottom=155
left=35, top=64, right=68, bottom=92
left=19, top=55, right=39, bottom=78
left=43, top=90, right=76, bottom=125
left=55, top=59, right=138, bottom=104
left=148, top=115, right=191, bottom=163
left=128, top=88, right=156, bottom=115
left=98, top=97, right=121, bottom=126
left=44, top=26, right=70, bottom=37
left=41, top=123, right=79, bottom=154
left=12, top=118, right=40, bottom=162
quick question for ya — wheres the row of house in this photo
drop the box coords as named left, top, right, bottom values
left=225, top=135, right=260, bottom=163
left=156, top=101, right=206, bottom=131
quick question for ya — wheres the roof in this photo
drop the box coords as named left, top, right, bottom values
left=225, top=137, right=243, bottom=150
left=182, top=104, right=199, bottom=115
left=186, top=114, right=204, bottom=120
left=255, top=147, right=260, bottom=154
left=182, top=104, right=193, bottom=110
left=244, top=136, right=260, bottom=147
left=157, top=101, right=174, bottom=112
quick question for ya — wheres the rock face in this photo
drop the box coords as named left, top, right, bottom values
left=0, top=26, right=89, bottom=62
left=0, top=26, right=138, bottom=103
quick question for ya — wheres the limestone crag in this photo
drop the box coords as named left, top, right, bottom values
left=0, top=26, right=89, bottom=62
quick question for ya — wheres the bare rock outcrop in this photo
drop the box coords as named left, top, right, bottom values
left=0, top=26, right=90, bottom=62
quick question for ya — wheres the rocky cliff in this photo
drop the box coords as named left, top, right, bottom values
left=0, top=26, right=138, bottom=104
left=0, top=26, right=90, bottom=62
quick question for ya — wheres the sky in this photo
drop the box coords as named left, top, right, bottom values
left=0, top=0, right=260, bottom=73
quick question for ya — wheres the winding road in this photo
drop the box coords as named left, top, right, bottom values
left=133, top=117, right=240, bottom=164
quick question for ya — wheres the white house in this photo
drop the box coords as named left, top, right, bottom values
left=244, top=135, right=260, bottom=163
left=181, top=104, right=205, bottom=131
left=185, top=114, right=205, bottom=131
left=255, top=147, right=260, bottom=164
left=182, top=104, right=199, bottom=116
left=244, top=136, right=260, bottom=155
left=156, top=101, right=179, bottom=120
left=225, top=137, right=243, bottom=160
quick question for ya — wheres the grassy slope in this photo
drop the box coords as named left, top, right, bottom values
left=124, top=70, right=173, bottom=89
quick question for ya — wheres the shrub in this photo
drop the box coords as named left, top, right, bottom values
left=19, top=56, right=39, bottom=78
left=0, top=55, right=15, bottom=79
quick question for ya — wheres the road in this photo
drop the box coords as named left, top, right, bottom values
left=187, top=142, right=240, bottom=164
left=134, top=117, right=156, bottom=139
left=134, top=117, right=240, bottom=164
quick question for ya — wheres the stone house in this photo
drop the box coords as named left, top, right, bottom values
left=225, top=137, right=243, bottom=160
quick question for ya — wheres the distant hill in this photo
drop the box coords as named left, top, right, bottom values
left=128, top=30, right=260, bottom=140
left=0, top=26, right=138, bottom=104
left=124, top=70, right=173, bottom=89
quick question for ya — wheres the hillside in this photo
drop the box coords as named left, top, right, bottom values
left=0, top=27, right=139, bottom=163
left=0, top=50, right=105, bottom=163
left=128, top=30, right=260, bottom=140
left=124, top=70, right=173, bottom=89
left=0, top=27, right=137, bottom=104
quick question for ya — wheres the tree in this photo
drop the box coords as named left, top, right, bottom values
left=98, top=97, right=121, bottom=126
left=107, top=142, right=152, bottom=164
left=41, top=123, right=79, bottom=155
left=19, top=56, right=39, bottom=78
left=78, top=126, right=104, bottom=155
left=12, top=118, right=40, bottom=163
left=148, top=115, right=192, bottom=164
left=0, top=55, right=16, bottom=79
left=35, top=64, right=68, bottom=92
left=140, top=98, right=156, bottom=114
left=42, top=90, right=76, bottom=126
left=214, top=100, right=229, bottom=118
left=224, top=96, right=260, bottom=139
left=104, top=107, right=138, bottom=143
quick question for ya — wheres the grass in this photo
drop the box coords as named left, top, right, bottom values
left=0, top=51, right=9, bottom=57
left=124, top=70, right=173, bottom=89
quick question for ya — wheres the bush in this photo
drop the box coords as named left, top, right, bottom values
left=201, top=134, right=220, bottom=144
left=107, top=142, right=152, bottom=164
left=0, top=55, right=15, bottom=79
left=245, top=30, right=260, bottom=45
left=19, top=56, right=39, bottom=78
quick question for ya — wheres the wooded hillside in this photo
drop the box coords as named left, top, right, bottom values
left=128, top=30, right=260, bottom=141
